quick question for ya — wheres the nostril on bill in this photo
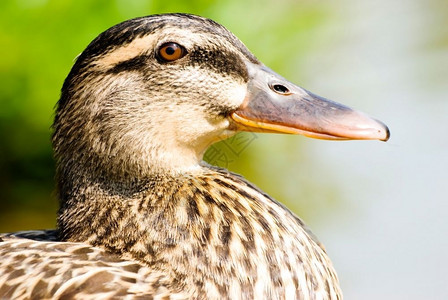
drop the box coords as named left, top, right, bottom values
left=271, top=84, right=291, bottom=95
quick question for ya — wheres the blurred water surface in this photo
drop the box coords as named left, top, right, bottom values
left=1, top=0, right=447, bottom=298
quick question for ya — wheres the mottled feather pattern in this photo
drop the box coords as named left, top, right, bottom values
left=1, top=168, right=341, bottom=299
left=0, top=233, right=187, bottom=299
left=1, top=13, right=343, bottom=299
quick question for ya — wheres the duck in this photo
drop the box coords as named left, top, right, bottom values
left=0, top=13, right=389, bottom=300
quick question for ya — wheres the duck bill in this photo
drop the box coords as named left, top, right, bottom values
left=231, top=63, right=390, bottom=141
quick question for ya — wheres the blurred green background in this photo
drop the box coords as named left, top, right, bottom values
left=1, top=0, right=447, bottom=299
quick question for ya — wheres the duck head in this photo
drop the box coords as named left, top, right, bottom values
left=53, top=13, right=389, bottom=181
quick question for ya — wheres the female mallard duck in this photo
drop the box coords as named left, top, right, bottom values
left=0, top=13, right=389, bottom=299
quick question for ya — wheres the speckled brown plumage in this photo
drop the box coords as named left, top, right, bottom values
left=0, top=13, right=389, bottom=299
left=1, top=167, right=341, bottom=299
left=0, top=231, right=183, bottom=299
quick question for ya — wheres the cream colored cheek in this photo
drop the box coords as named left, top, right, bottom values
left=220, top=81, right=247, bottom=108
left=170, top=106, right=229, bottom=144
left=176, top=66, right=248, bottom=108
left=201, top=78, right=248, bottom=110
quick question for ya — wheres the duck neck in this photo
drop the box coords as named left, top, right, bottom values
left=57, top=166, right=340, bottom=298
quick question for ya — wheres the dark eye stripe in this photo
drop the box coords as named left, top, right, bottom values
left=188, top=47, right=249, bottom=82
left=106, top=46, right=250, bottom=84
left=107, top=55, right=150, bottom=74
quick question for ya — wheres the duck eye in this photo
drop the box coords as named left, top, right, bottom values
left=158, top=42, right=186, bottom=62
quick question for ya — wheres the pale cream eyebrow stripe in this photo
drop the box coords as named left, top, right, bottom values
left=94, top=35, right=157, bottom=69
left=92, top=27, right=246, bottom=71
